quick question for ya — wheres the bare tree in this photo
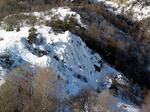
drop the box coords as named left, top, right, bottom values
left=0, top=65, right=63, bottom=112
left=142, top=92, right=150, bottom=112
left=69, top=90, right=122, bottom=112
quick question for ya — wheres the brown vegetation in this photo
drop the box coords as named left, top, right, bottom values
left=70, top=3, right=150, bottom=89
left=0, top=65, right=127, bottom=112
left=50, top=15, right=80, bottom=33
left=70, top=90, right=127, bottom=112
left=142, top=92, right=150, bottom=112
left=3, top=14, right=37, bottom=31
left=0, top=0, right=66, bottom=21
left=0, top=65, right=61, bottom=112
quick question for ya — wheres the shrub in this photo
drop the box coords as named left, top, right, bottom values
left=3, top=14, right=37, bottom=31
left=98, top=2, right=105, bottom=14
left=16, top=26, right=20, bottom=32
left=5, top=24, right=14, bottom=31
left=50, top=16, right=64, bottom=33
left=27, top=27, right=37, bottom=43
left=89, top=23, right=102, bottom=39
left=50, top=15, right=79, bottom=33
left=45, top=20, right=50, bottom=26
left=4, top=15, right=18, bottom=30
left=26, top=14, right=37, bottom=26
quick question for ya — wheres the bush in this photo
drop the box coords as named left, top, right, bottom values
left=88, top=23, right=102, bottom=39
left=98, top=2, right=105, bottom=14
left=50, top=15, right=80, bottom=33
left=3, top=14, right=37, bottom=30
left=16, top=26, right=20, bottom=32
left=50, top=16, right=65, bottom=33
left=27, top=27, right=37, bottom=43
left=5, top=24, right=14, bottom=31
left=26, top=14, right=37, bottom=26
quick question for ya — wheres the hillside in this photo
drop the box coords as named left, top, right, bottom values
left=0, top=0, right=149, bottom=112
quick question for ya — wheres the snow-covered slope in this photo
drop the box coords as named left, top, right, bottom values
left=90, top=0, right=150, bottom=21
left=0, top=26, right=120, bottom=94
left=0, top=25, right=140, bottom=112
left=0, top=7, right=140, bottom=112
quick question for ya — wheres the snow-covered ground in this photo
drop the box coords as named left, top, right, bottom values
left=0, top=25, right=139, bottom=112
left=0, top=7, right=140, bottom=112
left=89, top=0, right=150, bottom=21
left=0, top=26, right=120, bottom=94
